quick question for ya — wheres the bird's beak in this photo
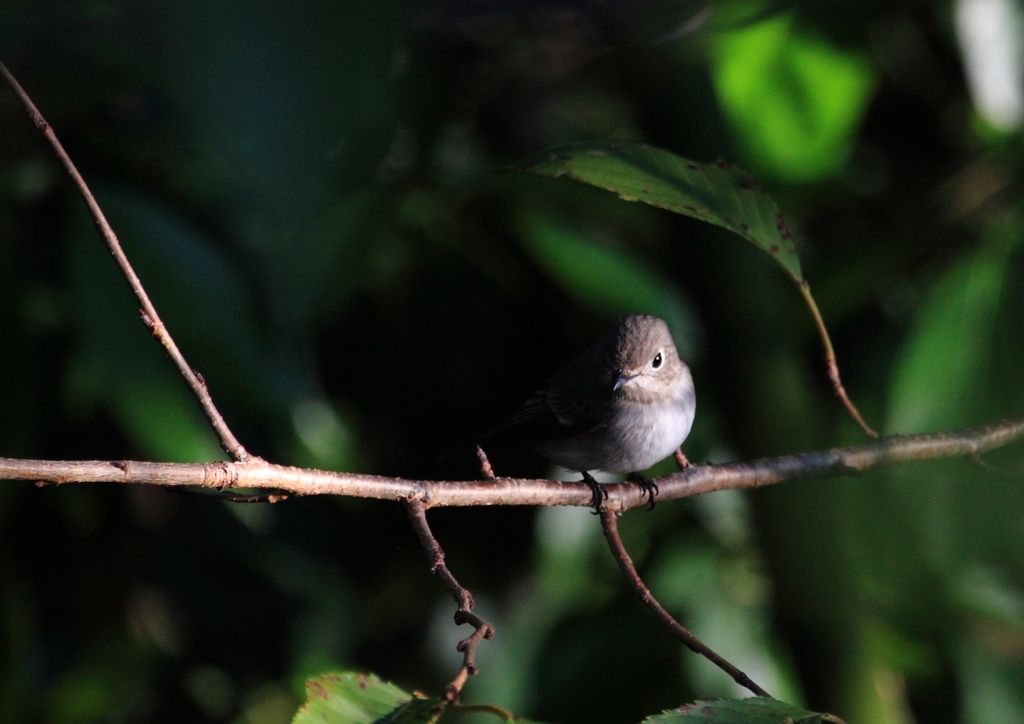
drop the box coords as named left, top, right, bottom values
left=613, top=371, right=634, bottom=391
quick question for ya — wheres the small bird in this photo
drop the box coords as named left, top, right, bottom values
left=482, top=314, right=695, bottom=507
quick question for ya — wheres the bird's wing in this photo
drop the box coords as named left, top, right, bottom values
left=494, top=389, right=606, bottom=443
left=542, top=344, right=616, bottom=431
left=509, top=393, right=556, bottom=426
left=542, top=384, right=604, bottom=428
left=481, top=341, right=615, bottom=446
left=510, top=366, right=614, bottom=435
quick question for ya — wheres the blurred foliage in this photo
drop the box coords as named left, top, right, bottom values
left=1, top=1, right=1024, bottom=723
left=710, top=9, right=877, bottom=183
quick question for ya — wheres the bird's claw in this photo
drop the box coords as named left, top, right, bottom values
left=627, top=473, right=659, bottom=510
left=581, top=471, right=607, bottom=512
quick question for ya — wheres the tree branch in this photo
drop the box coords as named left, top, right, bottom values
left=406, top=498, right=494, bottom=701
left=0, top=60, right=250, bottom=462
left=3, top=414, right=1022, bottom=509
left=599, top=509, right=769, bottom=697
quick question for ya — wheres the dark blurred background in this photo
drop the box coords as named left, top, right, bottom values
left=2, top=0, right=1024, bottom=722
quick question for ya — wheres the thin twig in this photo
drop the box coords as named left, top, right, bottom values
left=598, top=509, right=770, bottom=697
left=968, top=451, right=1021, bottom=478
left=2, top=414, right=1020, bottom=509
left=674, top=448, right=691, bottom=469
left=476, top=446, right=497, bottom=480
left=406, top=498, right=495, bottom=702
left=0, top=60, right=250, bottom=462
left=798, top=281, right=878, bottom=438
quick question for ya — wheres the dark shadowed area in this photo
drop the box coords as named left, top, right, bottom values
left=2, top=1, right=1024, bottom=722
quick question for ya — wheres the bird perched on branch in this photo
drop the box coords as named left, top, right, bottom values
left=481, top=314, right=695, bottom=507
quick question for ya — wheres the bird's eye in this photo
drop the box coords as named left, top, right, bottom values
left=652, top=352, right=663, bottom=369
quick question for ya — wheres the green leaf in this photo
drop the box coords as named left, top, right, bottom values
left=647, top=698, right=844, bottom=724
left=510, top=140, right=802, bottom=283
left=293, top=673, right=445, bottom=724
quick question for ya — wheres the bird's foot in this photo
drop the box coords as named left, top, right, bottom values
left=627, top=473, right=659, bottom=510
left=581, top=471, right=607, bottom=511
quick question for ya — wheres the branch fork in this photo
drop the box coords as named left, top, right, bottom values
left=0, top=60, right=249, bottom=463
